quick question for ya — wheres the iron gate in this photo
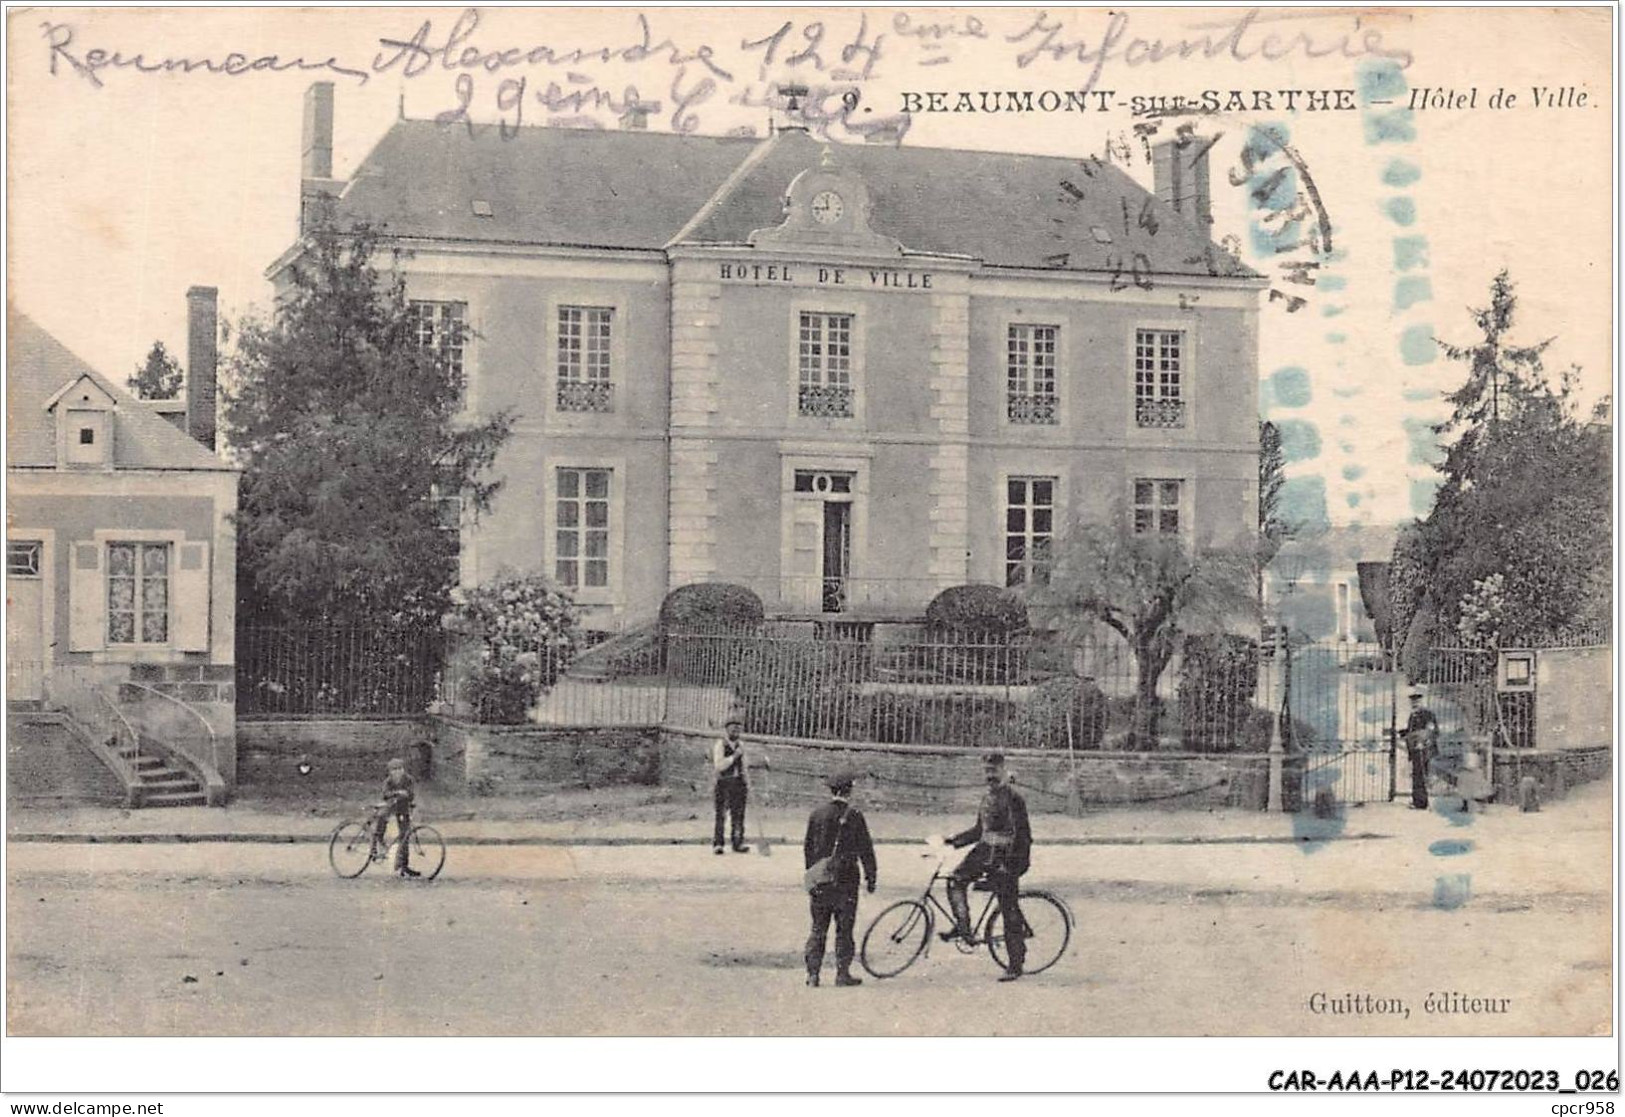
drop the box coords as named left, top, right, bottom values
left=1270, top=639, right=1399, bottom=805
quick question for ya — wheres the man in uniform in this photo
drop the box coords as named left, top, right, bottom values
left=711, top=715, right=750, bottom=854
left=802, top=767, right=877, bottom=988
left=1402, top=689, right=1439, bottom=809
left=942, top=752, right=1032, bottom=982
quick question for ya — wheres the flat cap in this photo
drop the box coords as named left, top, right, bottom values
left=826, top=767, right=858, bottom=790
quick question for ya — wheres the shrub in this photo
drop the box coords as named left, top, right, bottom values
left=1010, top=676, right=1109, bottom=750
left=1178, top=634, right=1261, bottom=751
left=456, top=572, right=579, bottom=724
left=659, top=583, right=765, bottom=632
left=925, top=584, right=1029, bottom=636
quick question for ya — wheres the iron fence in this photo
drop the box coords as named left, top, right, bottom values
left=237, top=626, right=445, bottom=717
left=1425, top=645, right=1536, bottom=749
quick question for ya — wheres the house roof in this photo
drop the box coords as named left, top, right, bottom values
left=6, top=309, right=235, bottom=472
left=1274, top=524, right=1400, bottom=572
left=322, top=122, right=1255, bottom=278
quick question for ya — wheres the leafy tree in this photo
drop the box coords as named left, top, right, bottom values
left=224, top=221, right=514, bottom=628
left=1031, top=514, right=1257, bottom=748
left=128, top=340, right=183, bottom=400
left=1398, top=272, right=1611, bottom=653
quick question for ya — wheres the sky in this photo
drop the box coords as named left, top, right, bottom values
left=7, top=5, right=1614, bottom=532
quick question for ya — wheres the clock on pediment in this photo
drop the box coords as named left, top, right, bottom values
left=749, top=147, right=903, bottom=257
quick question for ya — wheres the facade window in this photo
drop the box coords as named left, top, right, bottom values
left=7, top=541, right=41, bottom=577
left=1005, top=477, right=1056, bottom=587
left=408, top=301, right=468, bottom=401
left=107, top=542, right=169, bottom=644
left=557, top=306, right=615, bottom=413
left=797, top=312, right=854, bottom=418
left=1006, top=324, right=1059, bottom=425
left=555, top=468, right=611, bottom=590
left=1134, top=329, right=1186, bottom=429
left=1133, top=478, right=1183, bottom=536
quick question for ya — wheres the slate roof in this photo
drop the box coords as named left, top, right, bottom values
left=326, top=122, right=1253, bottom=278
left=6, top=309, right=235, bottom=472
left=1275, top=524, right=1400, bottom=571
left=332, top=120, right=759, bottom=251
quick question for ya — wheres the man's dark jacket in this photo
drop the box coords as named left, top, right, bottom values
left=948, top=783, right=1032, bottom=877
left=803, top=799, right=878, bottom=892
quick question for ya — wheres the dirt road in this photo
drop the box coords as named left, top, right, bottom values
left=8, top=836, right=1609, bottom=1037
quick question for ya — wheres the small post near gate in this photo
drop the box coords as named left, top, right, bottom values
left=1267, top=720, right=1284, bottom=812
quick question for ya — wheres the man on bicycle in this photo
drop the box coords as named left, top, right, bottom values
left=941, top=752, right=1031, bottom=982
left=373, top=757, right=420, bottom=878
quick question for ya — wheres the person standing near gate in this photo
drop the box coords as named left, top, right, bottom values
left=1402, top=689, right=1439, bottom=809
left=941, top=752, right=1032, bottom=982
left=711, top=714, right=750, bottom=854
left=802, top=767, right=877, bottom=987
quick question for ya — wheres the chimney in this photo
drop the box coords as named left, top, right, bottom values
left=618, top=100, right=661, bottom=130
left=185, top=286, right=218, bottom=451
left=300, top=82, right=340, bottom=233
left=1152, top=137, right=1213, bottom=230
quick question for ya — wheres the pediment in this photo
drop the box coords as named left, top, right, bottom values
left=749, top=148, right=903, bottom=258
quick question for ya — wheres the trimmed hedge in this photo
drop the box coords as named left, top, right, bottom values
left=924, top=584, right=1029, bottom=635
left=659, top=583, right=765, bottom=632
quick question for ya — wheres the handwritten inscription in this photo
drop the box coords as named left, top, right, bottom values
left=719, top=263, right=933, bottom=290
left=36, top=7, right=1419, bottom=144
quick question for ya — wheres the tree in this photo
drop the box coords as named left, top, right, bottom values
left=1257, top=419, right=1291, bottom=595
left=1031, top=514, right=1258, bottom=749
left=1432, top=269, right=1553, bottom=512
left=1398, top=272, right=1611, bottom=654
left=224, top=221, right=514, bottom=628
left=129, top=340, right=183, bottom=400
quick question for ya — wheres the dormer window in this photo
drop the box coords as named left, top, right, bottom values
left=46, top=375, right=117, bottom=469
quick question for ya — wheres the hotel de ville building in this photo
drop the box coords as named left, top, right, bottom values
left=273, top=84, right=1265, bottom=633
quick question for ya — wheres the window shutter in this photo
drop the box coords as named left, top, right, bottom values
left=68, top=542, right=105, bottom=651
left=173, top=542, right=211, bottom=652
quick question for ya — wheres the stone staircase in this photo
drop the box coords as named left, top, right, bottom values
left=120, top=738, right=208, bottom=807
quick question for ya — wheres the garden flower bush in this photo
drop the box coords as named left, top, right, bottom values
left=457, top=572, right=580, bottom=723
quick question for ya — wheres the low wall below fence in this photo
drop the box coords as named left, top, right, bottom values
left=659, top=727, right=1270, bottom=813
left=237, top=719, right=445, bottom=788
left=436, top=721, right=660, bottom=792
left=1493, top=746, right=1611, bottom=804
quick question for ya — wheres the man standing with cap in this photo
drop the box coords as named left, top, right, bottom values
left=1402, top=689, right=1439, bottom=809
left=712, top=714, right=751, bottom=854
left=802, top=767, right=877, bottom=987
left=942, top=752, right=1032, bottom=982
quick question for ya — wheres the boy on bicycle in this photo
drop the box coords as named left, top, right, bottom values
left=372, top=757, right=421, bottom=878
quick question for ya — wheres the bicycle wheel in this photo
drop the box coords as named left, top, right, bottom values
left=406, top=825, right=447, bottom=880
left=987, top=891, right=1072, bottom=975
left=328, top=821, right=374, bottom=879
left=860, top=899, right=932, bottom=979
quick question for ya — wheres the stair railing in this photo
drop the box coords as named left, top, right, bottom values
left=116, top=680, right=226, bottom=804
left=42, top=667, right=141, bottom=775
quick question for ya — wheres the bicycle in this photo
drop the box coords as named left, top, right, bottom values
left=859, top=842, right=1073, bottom=979
left=327, top=806, right=446, bottom=880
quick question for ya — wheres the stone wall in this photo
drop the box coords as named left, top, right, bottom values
left=236, top=717, right=657, bottom=795
left=236, top=719, right=437, bottom=788
left=1493, top=746, right=1611, bottom=804
left=441, top=721, right=660, bottom=793
left=660, top=726, right=1270, bottom=812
